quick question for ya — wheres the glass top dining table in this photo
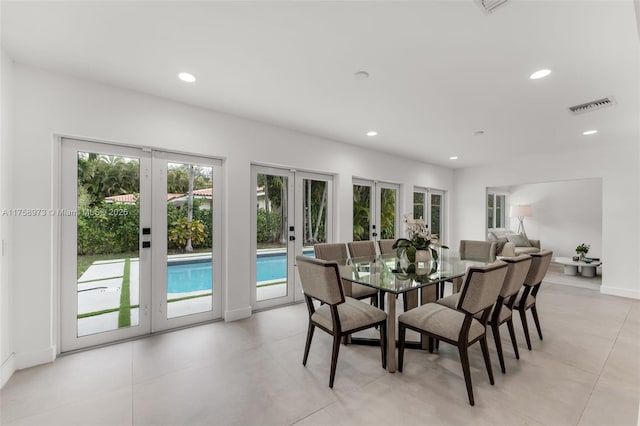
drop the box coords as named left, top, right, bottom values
left=334, top=251, right=492, bottom=373
left=336, top=251, right=479, bottom=295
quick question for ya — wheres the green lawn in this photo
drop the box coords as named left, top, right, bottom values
left=77, top=251, right=139, bottom=279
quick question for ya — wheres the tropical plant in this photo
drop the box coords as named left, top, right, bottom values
left=168, top=217, right=206, bottom=249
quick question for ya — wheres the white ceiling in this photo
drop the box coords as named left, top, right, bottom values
left=2, top=1, right=639, bottom=168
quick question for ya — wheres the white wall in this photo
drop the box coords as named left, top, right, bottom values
left=452, top=145, right=640, bottom=299
left=0, top=49, right=15, bottom=387
left=8, top=63, right=454, bottom=371
left=508, top=179, right=603, bottom=259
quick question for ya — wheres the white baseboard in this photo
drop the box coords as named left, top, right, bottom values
left=600, top=286, right=640, bottom=300
left=15, top=346, right=56, bottom=370
left=224, top=306, right=252, bottom=322
left=1, top=353, right=16, bottom=388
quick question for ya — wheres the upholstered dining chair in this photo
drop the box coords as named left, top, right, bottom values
left=437, top=254, right=532, bottom=373
left=377, top=239, right=396, bottom=255
left=296, top=256, right=387, bottom=388
left=347, top=240, right=378, bottom=258
left=447, top=240, right=500, bottom=294
left=459, top=240, right=498, bottom=262
left=314, top=243, right=378, bottom=307
left=397, top=262, right=509, bottom=406
left=512, top=249, right=553, bottom=350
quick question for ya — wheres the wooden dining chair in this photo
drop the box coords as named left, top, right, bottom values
left=437, top=254, right=532, bottom=373
left=397, top=262, right=508, bottom=406
left=512, top=250, right=553, bottom=350
left=314, top=243, right=378, bottom=307
left=296, top=256, right=387, bottom=388
left=347, top=240, right=378, bottom=257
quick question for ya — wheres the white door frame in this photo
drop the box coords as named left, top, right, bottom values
left=60, top=139, right=224, bottom=352
left=151, top=151, right=223, bottom=332
left=353, top=179, right=400, bottom=241
left=60, top=139, right=152, bottom=352
left=251, top=165, right=333, bottom=310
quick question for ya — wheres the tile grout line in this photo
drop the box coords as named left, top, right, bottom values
left=131, top=341, right=135, bottom=426
left=575, top=304, right=633, bottom=426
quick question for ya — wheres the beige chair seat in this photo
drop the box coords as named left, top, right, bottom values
left=398, top=303, right=485, bottom=343
left=513, top=292, right=535, bottom=309
left=438, top=293, right=511, bottom=323
left=312, top=297, right=386, bottom=333
left=352, top=283, right=378, bottom=299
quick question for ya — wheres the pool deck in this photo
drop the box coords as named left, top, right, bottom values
left=76, top=252, right=288, bottom=336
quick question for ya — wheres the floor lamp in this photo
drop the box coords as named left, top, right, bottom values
left=510, top=205, right=532, bottom=238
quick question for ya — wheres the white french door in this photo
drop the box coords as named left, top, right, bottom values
left=413, top=187, right=446, bottom=243
left=151, top=152, right=223, bottom=332
left=60, top=139, right=222, bottom=352
left=352, top=179, right=400, bottom=242
left=251, top=165, right=333, bottom=310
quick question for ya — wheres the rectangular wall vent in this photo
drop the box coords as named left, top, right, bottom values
left=568, top=97, right=616, bottom=114
left=476, top=0, right=510, bottom=14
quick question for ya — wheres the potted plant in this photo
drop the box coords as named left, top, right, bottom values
left=576, top=243, right=590, bottom=260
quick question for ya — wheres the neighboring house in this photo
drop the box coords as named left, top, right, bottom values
left=104, top=193, right=186, bottom=205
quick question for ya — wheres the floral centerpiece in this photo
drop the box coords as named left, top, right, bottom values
left=576, top=243, right=590, bottom=259
left=392, top=214, right=448, bottom=274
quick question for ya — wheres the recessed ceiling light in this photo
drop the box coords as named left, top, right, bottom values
left=583, top=130, right=598, bottom=135
left=449, top=156, right=458, bottom=160
left=354, top=71, right=369, bottom=80
left=529, top=69, right=551, bottom=80
left=178, top=72, right=196, bottom=83
left=366, top=131, right=378, bottom=137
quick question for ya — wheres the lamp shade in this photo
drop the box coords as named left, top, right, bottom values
left=510, top=205, right=532, bottom=218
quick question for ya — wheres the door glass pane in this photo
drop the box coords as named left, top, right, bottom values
left=166, top=163, right=213, bottom=319
left=380, top=187, right=397, bottom=239
left=496, top=195, right=505, bottom=228
left=256, top=173, right=288, bottom=301
left=430, top=193, right=442, bottom=237
left=487, top=194, right=494, bottom=228
left=413, top=192, right=425, bottom=220
left=353, top=184, right=371, bottom=241
left=76, top=152, right=140, bottom=337
left=303, top=179, right=327, bottom=256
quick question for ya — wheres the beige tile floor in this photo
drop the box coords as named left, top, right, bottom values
left=1, top=279, right=639, bottom=426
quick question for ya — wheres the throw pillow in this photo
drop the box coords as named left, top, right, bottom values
left=507, top=233, right=532, bottom=247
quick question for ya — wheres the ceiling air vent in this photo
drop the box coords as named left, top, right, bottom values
left=476, top=0, right=510, bottom=14
left=568, top=97, right=616, bottom=114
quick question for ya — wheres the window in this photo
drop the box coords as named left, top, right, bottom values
left=487, top=192, right=506, bottom=229
left=413, top=187, right=445, bottom=242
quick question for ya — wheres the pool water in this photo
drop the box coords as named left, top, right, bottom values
left=166, top=250, right=314, bottom=293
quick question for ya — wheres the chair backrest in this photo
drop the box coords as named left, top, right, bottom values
left=347, top=240, right=377, bottom=258
left=296, top=256, right=345, bottom=305
left=498, top=255, right=532, bottom=298
left=459, top=240, right=497, bottom=262
left=314, top=243, right=348, bottom=261
left=524, top=250, right=553, bottom=287
left=456, top=262, right=508, bottom=315
left=378, top=239, right=395, bottom=255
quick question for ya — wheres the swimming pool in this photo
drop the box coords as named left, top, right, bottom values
left=166, top=249, right=314, bottom=293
